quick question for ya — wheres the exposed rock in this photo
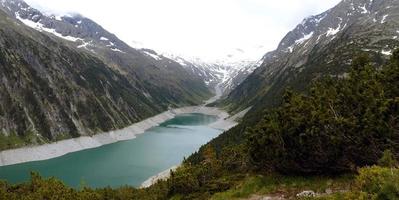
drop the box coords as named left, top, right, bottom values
left=325, top=188, right=333, bottom=194
left=296, top=190, right=316, bottom=198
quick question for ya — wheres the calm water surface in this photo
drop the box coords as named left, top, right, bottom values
left=0, top=113, right=220, bottom=188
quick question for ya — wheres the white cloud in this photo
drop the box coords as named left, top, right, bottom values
left=24, top=0, right=342, bottom=62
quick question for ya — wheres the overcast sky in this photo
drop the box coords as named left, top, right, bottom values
left=24, top=0, right=342, bottom=62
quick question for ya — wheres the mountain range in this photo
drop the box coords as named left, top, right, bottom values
left=0, top=0, right=260, bottom=97
left=0, top=0, right=397, bottom=149
left=0, top=0, right=262, bottom=149
left=0, top=0, right=399, bottom=198
left=221, top=0, right=399, bottom=114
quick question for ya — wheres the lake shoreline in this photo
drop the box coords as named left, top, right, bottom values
left=138, top=107, right=251, bottom=188
left=0, top=106, right=236, bottom=167
left=140, top=165, right=179, bottom=188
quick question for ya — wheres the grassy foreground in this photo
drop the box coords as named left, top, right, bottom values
left=0, top=165, right=397, bottom=199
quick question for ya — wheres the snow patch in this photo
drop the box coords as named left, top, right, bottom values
left=110, top=48, right=125, bottom=53
left=77, top=40, right=92, bottom=49
left=55, top=15, right=62, bottom=21
left=381, top=50, right=392, bottom=56
left=287, top=46, right=294, bottom=53
left=315, top=13, right=327, bottom=24
left=327, top=27, right=340, bottom=36
left=143, top=51, right=162, bottom=60
left=326, top=18, right=344, bottom=37
left=381, top=15, right=388, bottom=23
left=16, top=13, right=81, bottom=42
left=359, top=5, right=368, bottom=14
left=100, top=37, right=109, bottom=41
left=107, top=41, right=115, bottom=47
left=173, top=57, right=188, bottom=66
left=295, top=32, right=314, bottom=45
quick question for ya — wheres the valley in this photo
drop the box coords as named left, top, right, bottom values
left=0, top=0, right=398, bottom=199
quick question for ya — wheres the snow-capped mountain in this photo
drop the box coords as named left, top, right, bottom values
left=223, top=0, right=399, bottom=113
left=0, top=0, right=192, bottom=69
left=0, top=0, right=215, bottom=140
left=0, top=0, right=212, bottom=109
left=0, top=0, right=127, bottom=53
left=276, top=0, right=398, bottom=56
left=163, top=53, right=263, bottom=96
left=0, top=0, right=264, bottom=98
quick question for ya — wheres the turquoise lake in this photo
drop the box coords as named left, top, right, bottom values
left=0, top=113, right=220, bottom=188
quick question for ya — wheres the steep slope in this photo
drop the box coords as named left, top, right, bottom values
left=0, top=0, right=211, bottom=108
left=223, top=0, right=399, bottom=113
left=0, top=3, right=211, bottom=150
left=0, top=9, right=159, bottom=147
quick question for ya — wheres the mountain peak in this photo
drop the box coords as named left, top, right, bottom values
left=223, top=0, right=399, bottom=113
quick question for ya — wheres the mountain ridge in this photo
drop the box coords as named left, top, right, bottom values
left=0, top=0, right=213, bottom=107
left=222, top=0, right=399, bottom=114
left=0, top=0, right=213, bottom=150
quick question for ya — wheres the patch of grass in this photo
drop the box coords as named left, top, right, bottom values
left=211, top=174, right=353, bottom=200
left=0, top=133, right=26, bottom=150
left=0, top=131, right=44, bottom=150
left=315, top=166, right=399, bottom=200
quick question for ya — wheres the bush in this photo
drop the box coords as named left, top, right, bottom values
left=355, top=166, right=399, bottom=199
left=378, top=150, right=398, bottom=168
left=247, top=52, right=399, bottom=175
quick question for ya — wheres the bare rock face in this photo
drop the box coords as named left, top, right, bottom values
left=223, top=0, right=399, bottom=113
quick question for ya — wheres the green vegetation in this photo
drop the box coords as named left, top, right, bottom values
left=0, top=131, right=46, bottom=151
left=0, top=166, right=395, bottom=199
left=316, top=166, right=399, bottom=200
left=0, top=133, right=28, bottom=151
left=211, top=175, right=352, bottom=200
left=246, top=52, right=399, bottom=174
left=0, top=51, right=397, bottom=199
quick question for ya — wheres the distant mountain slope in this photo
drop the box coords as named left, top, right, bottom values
left=164, top=54, right=263, bottom=96
left=0, top=0, right=212, bottom=149
left=0, top=0, right=211, bottom=109
left=0, top=0, right=262, bottom=99
left=222, top=0, right=399, bottom=113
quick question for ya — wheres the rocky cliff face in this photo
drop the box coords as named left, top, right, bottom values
left=0, top=0, right=212, bottom=150
left=223, top=0, right=399, bottom=113
left=0, top=0, right=211, bottom=109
